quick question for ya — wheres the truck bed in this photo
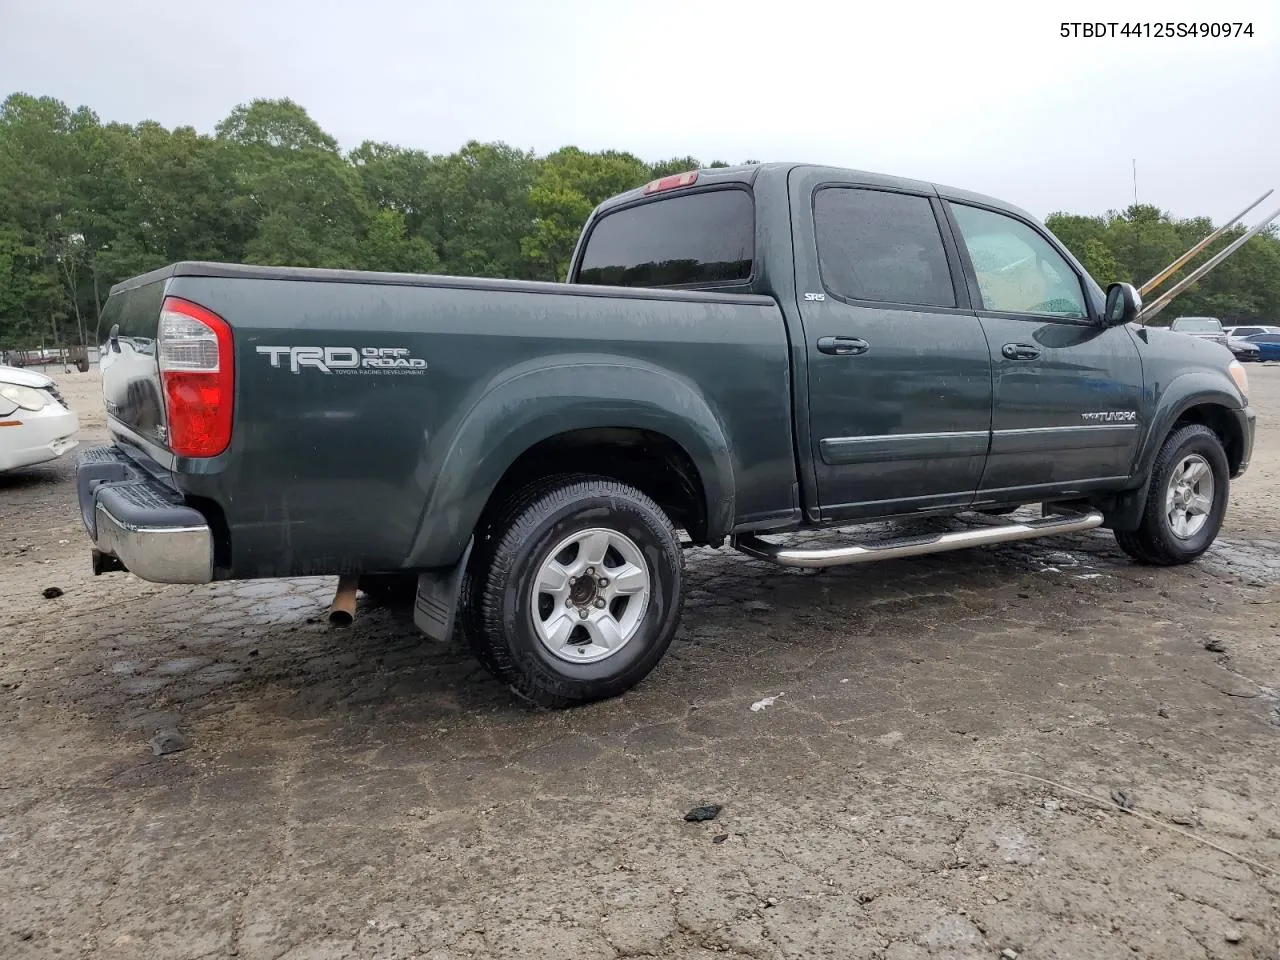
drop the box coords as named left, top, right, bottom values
left=96, top=262, right=799, bottom=580
left=111, top=260, right=784, bottom=303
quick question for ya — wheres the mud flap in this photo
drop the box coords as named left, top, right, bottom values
left=413, top=537, right=473, bottom=643
left=1097, top=481, right=1150, bottom=532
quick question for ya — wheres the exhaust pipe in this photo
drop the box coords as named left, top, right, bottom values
left=327, top=574, right=360, bottom=626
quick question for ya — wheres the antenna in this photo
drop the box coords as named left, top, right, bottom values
left=1132, top=159, right=1138, bottom=205
left=1140, top=189, right=1275, bottom=296
left=1139, top=201, right=1280, bottom=323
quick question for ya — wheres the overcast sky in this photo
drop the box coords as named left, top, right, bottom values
left=2, top=0, right=1277, bottom=223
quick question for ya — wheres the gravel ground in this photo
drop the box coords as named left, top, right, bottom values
left=2, top=365, right=1278, bottom=960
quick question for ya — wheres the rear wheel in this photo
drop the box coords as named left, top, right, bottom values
left=1114, top=423, right=1229, bottom=566
left=460, top=475, right=684, bottom=708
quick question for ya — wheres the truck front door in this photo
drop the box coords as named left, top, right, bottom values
left=940, top=199, right=1144, bottom=502
left=789, top=168, right=994, bottom=522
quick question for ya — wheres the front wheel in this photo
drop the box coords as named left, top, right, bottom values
left=1114, top=423, right=1229, bottom=566
left=460, top=476, right=684, bottom=708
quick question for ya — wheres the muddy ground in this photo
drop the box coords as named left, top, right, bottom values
left=2, top=366, right=1278, bottom=960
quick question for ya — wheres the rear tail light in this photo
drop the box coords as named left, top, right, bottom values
left=158, top=296, right=233, bottom=457
left=643, top=171, right=698, bottom=195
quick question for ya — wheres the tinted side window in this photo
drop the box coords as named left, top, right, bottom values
left=576, top=189, right=754, bottom=288
left=950, top=203, right=1087, bottom=319
left=813, top=188, right=956, bottom=308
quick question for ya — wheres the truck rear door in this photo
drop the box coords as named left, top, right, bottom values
left=787, top=167, right=993, bottom=522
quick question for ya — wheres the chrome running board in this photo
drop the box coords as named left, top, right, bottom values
left=732, top=508, right=1104, bottom=569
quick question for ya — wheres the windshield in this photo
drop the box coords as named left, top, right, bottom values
left=1172, top=318, right=1222, bottom=332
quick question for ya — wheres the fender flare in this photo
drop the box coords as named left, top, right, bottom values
left=405, top=354, right=735, bottom=569
left=1102, top=372, right=1248, bottom=531
left=1130, top=372, right=1247, bottom=481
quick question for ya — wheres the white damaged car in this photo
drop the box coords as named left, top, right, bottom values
left=0, top=365, right=80, bottom=472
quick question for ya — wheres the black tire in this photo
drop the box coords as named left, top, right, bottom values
left=1114, top=423, right=1229, bottom=566
left=458, top=473, right=595, bottom=678
left=460, top=475, right=684, bottom=708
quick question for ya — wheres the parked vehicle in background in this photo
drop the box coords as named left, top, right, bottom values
left=0, top=365, right=80, bottom=472
left=1241, top=333, right=1280, bottom=361
left=73, top=162, right=1256, bottom=708
left=65, top=345, right=90, bottom=372
left=2, top=349, right=46, bottom=366
left=1227, top=337, right=1262, bottom=362
left=1169, top=316, right=1229, bottom=347
left=1, top=346, right=91, bottom=372
left=1224, top=325, right=1279, bottom=338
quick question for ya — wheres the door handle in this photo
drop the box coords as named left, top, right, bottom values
left=1001, top=342, right=1041, bottom=361
left=817, top=336, right=870, bottom=356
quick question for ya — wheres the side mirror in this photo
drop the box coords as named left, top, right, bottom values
left=1104, top=282, right=1142, bottom=326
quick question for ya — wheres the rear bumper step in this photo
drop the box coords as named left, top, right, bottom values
left=75, top=444, right=214, bottom=584
left=732, top=508, right=1104, bottom=569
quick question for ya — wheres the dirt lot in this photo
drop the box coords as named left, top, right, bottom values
left=2, top=366, right=1279, bottom=960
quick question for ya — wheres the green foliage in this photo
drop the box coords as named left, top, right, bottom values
left=650, top=156, right=703, bottom=178
left=524, top=147, right=654, bottom=280
left=1045, top=205, right=1280, bottom=324
left=357, top=209, right=440, bottom=274
left=215, top=98, right=338, bottom=153
left=429, top=141, right=541, bottom=279
left=3, top=89, right=1279, bottom=347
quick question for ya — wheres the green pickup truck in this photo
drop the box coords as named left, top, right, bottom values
left=76, top=162, right=1255, bottom=707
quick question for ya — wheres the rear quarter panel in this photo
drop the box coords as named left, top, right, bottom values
left=165, top=274, right=794, bottom=578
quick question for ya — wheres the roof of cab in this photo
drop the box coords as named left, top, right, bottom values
left=591, top=161, right=1040, bottom=226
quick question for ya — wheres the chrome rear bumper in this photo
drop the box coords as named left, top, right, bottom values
left=76, top=444, right=214, bottom=584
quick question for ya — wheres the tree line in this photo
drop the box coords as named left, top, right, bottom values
left=2, top=91, right=1278, bottom=350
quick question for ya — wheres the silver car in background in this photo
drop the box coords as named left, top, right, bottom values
left=1169, top=316, right=1230, bottom=347
left=0, top=365, right=80, bottom=472
left=1224, top=324, right=1280, bottom=338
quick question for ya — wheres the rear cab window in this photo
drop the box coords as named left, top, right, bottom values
left=813, top=188, right=957, bottom=307
left=574, top=188, right=754, bottom=288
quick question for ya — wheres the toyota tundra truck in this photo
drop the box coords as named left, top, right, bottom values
left=75, top=162, right=1256, bottom=707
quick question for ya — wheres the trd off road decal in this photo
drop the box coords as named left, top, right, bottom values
left=256, top=345, right=428, bottom=375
